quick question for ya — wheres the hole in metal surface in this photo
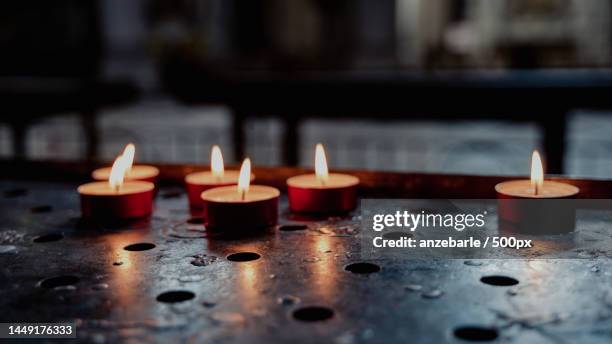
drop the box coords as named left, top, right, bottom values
left=186, top=217, right=204, bottom=225
left=345, top=262, right=381, bottom=274
left=279, top=224, right=308, bottom=232
left=293, top=306, right=334, bottom=322
left=480, top=275, right=519, bottom=286
left=123, top=243, right=156, bottom=251
left=156, top=290, right=195, bottom=303
left=453, top=326, right=499, bottom=342
left=33, top=233, right=64, bottom=243
left=4, top=188, right=27, bottom=198
left=226, top=252, right=261, bottom=262
left=40, top=275, right=79, bottom=289
left=30, top=205, right=53, bottom=213
left=161, top=190, right=182, bottom=199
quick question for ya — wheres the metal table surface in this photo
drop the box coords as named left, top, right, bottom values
left=0, top=180, right=611, bottom=343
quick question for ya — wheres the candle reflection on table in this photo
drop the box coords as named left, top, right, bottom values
left=311, top=234, right=336, bottom=300
left=104, top=231, right=149, bottom=315
left=234, top=244, right=265, bottom=315
left=510, top=261, right=571, bottom=321
left=238, top=263, right=261, bottom=311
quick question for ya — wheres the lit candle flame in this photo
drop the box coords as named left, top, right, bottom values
left=122, top=143, right=135, bottom=175
left=238, top=158, right=251, bottom=200
left=211, top=145, right=224, bottom=180
left=109, top=155, right=130, bottom=192
left=315, top=143, right=329, bottom=185
left=531, top=150, right=544, bottom=195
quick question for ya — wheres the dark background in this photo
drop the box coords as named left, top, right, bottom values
left=1, top=0, right=612, bottom=177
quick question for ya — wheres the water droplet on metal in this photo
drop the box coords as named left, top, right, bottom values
left=179, top=275, right=206, bottom=283
left=0, top=245, right=17, bottom=254
left=316, top=227, right=333, bottom=235
left=577, top=250, right=598, bottom=258
left=303, top=257, right=321, bottom=263
left=277, top=295, right=301, bottom=306
left=464, top=260, right=483, bottom=266
left=210, top=312, right=245, bottom=326
left=54, top=285, right=77, bottom=292
left=0, top=230, right=24, bottom=244
left=421, top=289, right=443, bottom=299
left=404, top=284, right=422, bottom=292
left=91, top=283, right=109, bottom=291
left=191, top=254, right=218, bottom=267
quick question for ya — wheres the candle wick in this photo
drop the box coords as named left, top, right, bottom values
left=534, top=184, right=539, bottom=196
left=241, top=189, right=246, bottom=201
left=318, top=176, right=326, bottom=187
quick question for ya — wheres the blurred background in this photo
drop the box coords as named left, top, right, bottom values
left=2, top=0, right=612, bottom=177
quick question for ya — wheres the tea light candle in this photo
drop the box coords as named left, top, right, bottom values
left=201, top=158, right=279, bottom=231
left=185, top=145, right=254, bottom=210
left=92, top=144, right=159, bottom=183
left=287, top=144, right=359, bottom=213
left=495, top=150, right=579, bottom=234
left=79, top=155, right=154, bottom=220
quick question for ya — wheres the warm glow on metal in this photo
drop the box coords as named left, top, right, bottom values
left=315, top=143, right=329, bottom=185
left=109, top=155, right=129, bottom=191
left=122, top=143, right=135, bottom=175
left=531, top=150, right=544, bottom=195
left=211, top=145, right=224, bottom=179
left=238, top=158, right=251, bottom=199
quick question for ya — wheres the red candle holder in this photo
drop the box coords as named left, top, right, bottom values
left=496, top=180, right=579, bottom=234
left=201, top=185, right=279, bottom=231
left=78, top=181, right=154, bottom=220
left=287, top=173, right=359, bottom=214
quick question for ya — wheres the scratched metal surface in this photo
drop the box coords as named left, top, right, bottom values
left=0, top=180, right=611, bottom=344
